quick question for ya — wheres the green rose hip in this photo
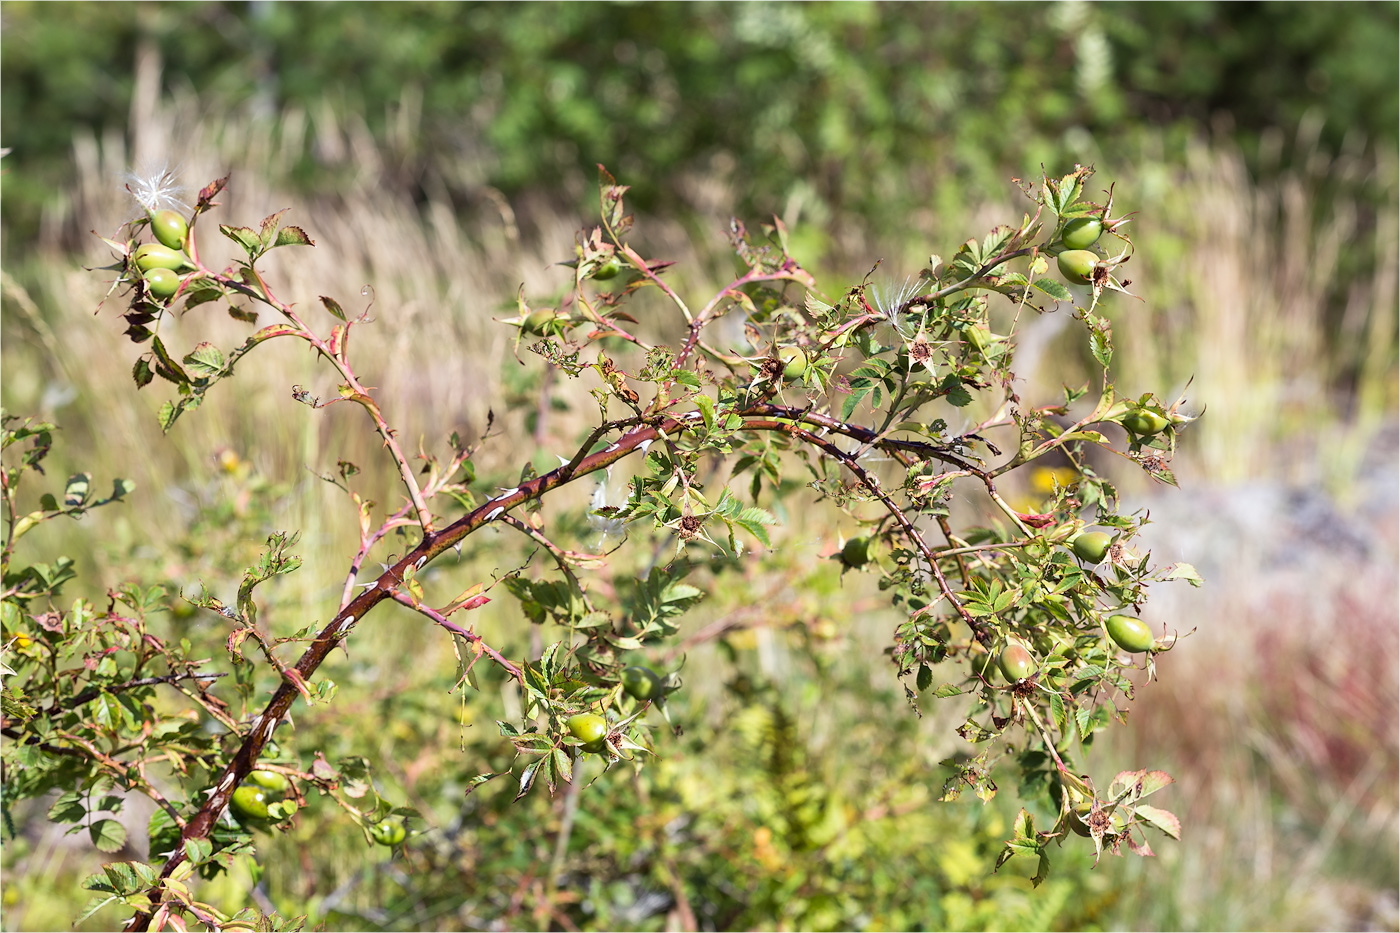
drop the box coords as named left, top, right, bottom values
left=133, top=243, right=187, bottom=272
left=522, top=307, right=557, bottom=335
left=143, top=267, right=181, bottom=300
left=1057, top=249, right=1098, bottom=285
left=150, top=209, right=188, bottom=251
left=591, top=258, right=622, bottom=280
left=1060, top=216, right=1103, bottom=250
left=567, top=712, right=607, bottom=745
left=998, top=641, right=1037, bottom=682
left=1106, top=614, right=1155, bottom=653
left=247, top=770, right=290, bottom=793
left=230, top=785, right=270, bottom=821
left=1070, top=531, right=1112, bottom=563
left=370, top=818, right=406, bottom=846
left=1122, top=410, right=1170, bottom=436
left=779, top=346, right=808, bottom=380
left=621, top=666, right=663, bottom=701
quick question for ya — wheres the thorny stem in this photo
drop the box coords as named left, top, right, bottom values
left=670, top=261, right=812, bottom=375
left=384, top=588, right=523, bottom=680
left=743, top=418, right=987, bottom=642
left=124, top=412, right=696, bottom=930
left=212, top=267, right=435, bottom=534
left=44, top=671, right=225, bottom=716
left=1020, top=697, right=1090, bottom=795
left=499, top=514, right=597, bottom=615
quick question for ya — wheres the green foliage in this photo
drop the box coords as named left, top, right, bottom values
left=2, top=162, right=1209, bottom=930
left=2, top=3, right=1395, bottom=247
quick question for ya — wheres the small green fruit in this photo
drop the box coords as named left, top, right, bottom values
left=963, top=324, right=991, bottom=352
left=1060, top=217, right=1104, bottom=250
left=779, top=346, right=808, bottom=380
left=229, top=786, right=270, bottom=821
left=1106, top=614, right=1155, bottom=653
left=998, top=641, right=1037, bottom=682
left=370, top=819, right=406, bottom=846
left=1067, top=804, right=1094, bottom=837
left=247, top=770, right=290, bottom=793
left=522, top=308, right=557, bottom=335
left=566, top=712, right=608, bottom=745
left=1070, top=531, right=1112, bottom=563
left=892, top=346, right=912, bottom=374
left=621, top=666, right=663, bottom=701
left=133, top=242, right=187, bottom=272
left=1121, top=410, right=1170, bottom=436
left=1057, top=249, right=1099, bottom=285
left=592, top=258, right=622, bottom=280
left=150, top=210, right=188, bottom=251
left=582, top=738, right=609, bottom=755
left=1034, top=630, right=1077, bottom=659
left=143, top=267, right=181, bottom=300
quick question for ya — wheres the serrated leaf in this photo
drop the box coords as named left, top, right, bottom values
left=463, top=771, right=504, bottom=797
left=512, top=734, right=554, bottom=754
left=1161, top=563, right=1203, bottom=586
left=1012, top=807, right=1035, bottom=840
left=149, top=336, right=190, bottom=385
left=1037, top=688, right=1062, bottom=727
left=48, top=791, right=86, bottom=823
left=182, top=342, right=225, bottom=378
left=552, top=747, right=573, bottom=785
left=274, top=225, right=314, bottom=248
left=157, top=401, right=178, bottom=432
left=258, top=209, right=289, bottom=250
left=735, top=517, right=772, bottom=548
left=804, top=292, right=834, bottom=315
left=1134, top=804, right=1181, bottom=839
left=943, top=380, right=973, bottom=408
left=132, top=357, right=154, bottom=389
left=101, top=861, right=141, bottom=895
left=1089, top=324, right=1112, bottom=369
left=197, top=174, right=229, bottom=206
left=571, top=611, right=613, bottom=630
left=77, top=895, right=119, bottom=923
left=90, top=819, right=127, bottom=853
left=934, top=683, right=964, bottom=698
left=181, top=281, right=223, bottom=311
left=696, top=393, right=715, bottom=430
left=63, top=473, right=91, bottom=508
left=514, top=759, right=541, bottom=801
left=841, top=387, right=871, bottom=421
left=219, top=224, right=262, bottom=255
left=1033, top=278, right=1073, bottom=302
left=319, top=296, right=347, bottom=321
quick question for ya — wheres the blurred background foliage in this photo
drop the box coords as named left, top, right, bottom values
left=4, top=1, right=1398, bottom=240
left=2, top=2, right=1397, bottom=931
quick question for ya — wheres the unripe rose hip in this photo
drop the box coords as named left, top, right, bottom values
left=150, top=209, right=188, bottom=251
left=1060, top=216, right=1103, bottom=250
